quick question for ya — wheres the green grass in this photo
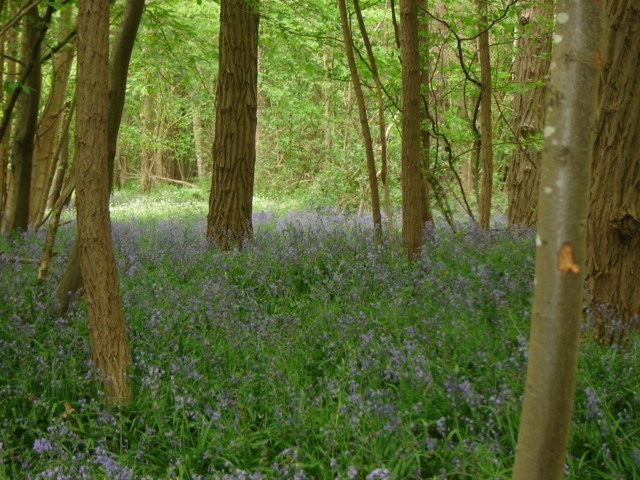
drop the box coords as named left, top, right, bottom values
left=0, top=187, right=638, bottom=479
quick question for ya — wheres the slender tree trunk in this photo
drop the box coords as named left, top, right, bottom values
left=0, top=36, right=8, bottom=232
left=354, top=0, right=395, bottom=241
left=192, top=96, right=207, bottom=178
left=512, top=1, right=602, bottom=478
left=477, top=1, right=493, bottom=230
left=206, top=0, right=259, bottom=249
left=353, top=0, right=390, bottom=239
left=38, top=100, right=74, bottom=281
left=1, top=3, right=24, bottom=232
left=76, top=0, right=132, bottom=405
left=29, top=5, right=74, bottom=226
left=4, top=3, right=41, bottom=233
left=322, top=47, right=334, bottom=150
left=418, top=0, right=432, bottom=225
left=507, top=2, right=554, bottom=227
left=587, top=0, right=640, bottom=345
left=107, top=0, right=145, bottom=192
left=337, top=0, right=382, bottom=242
left=140, top=90, right=154, bottom=192
left=56, top=0, right=145, bottom=314
left=400, top=0, right=426, bottom=257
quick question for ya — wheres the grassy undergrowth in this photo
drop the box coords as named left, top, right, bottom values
left=1, top=187, right=639, bottom=479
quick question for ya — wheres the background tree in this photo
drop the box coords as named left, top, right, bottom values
left=476, top=0, right=493, bottom=230
left=76, top=0, right=132, bottom=404
left=206, top=0, right=259, bottom=249
left=586, top=0, right=640, bottom=345
left=3, top=3, right=42, bottom=232
left=29, top=4, right=74, bottom=226
left=512, top=1, right=602, bottom=478
left=506, top=1, right=554, bottom=227
left=400, top=0, right=427, bottom=257
left=337, top=0, right=382, bottom=241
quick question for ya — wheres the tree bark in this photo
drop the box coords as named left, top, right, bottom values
left=107, top=0, right=145, bottom=192
left=76, top=0, right=132, bottom=405
left=140, top=89, right=155, bottom=193
left=192, top=95, right=207, bottom=178
left=29, top=4, right=74, bottom=226
left=56, top=0, right=145, bottom=314
left=206, top=0, right=259, bottom=250
left=341, top=0, right=383, bottom=242
left=587, top=0, right=640, bottom=345
left=418, top=0, right=432, bottom=225
left=477, top=1, right=493, bottom=230
left=400, top=0, right=426, bottom=257
left=512, top=1, right=602, bottom=479
left=507, top=1, right=554, bottom=227
left=4, top=3, right=41, bottom=233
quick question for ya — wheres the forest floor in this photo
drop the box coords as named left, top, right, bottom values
left=1, top=185, right=639, bottom=479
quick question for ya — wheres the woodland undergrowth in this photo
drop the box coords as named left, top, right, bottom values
left=0, top=186, right=638, bottom=479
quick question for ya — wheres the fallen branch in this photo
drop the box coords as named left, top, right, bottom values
left=150, top=175, right=199, bottom=189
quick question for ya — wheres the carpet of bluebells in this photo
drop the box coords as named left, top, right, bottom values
left=1, top=189, right=639, bottom=479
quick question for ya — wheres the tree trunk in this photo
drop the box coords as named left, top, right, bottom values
left=140, top=90, right=154, bottom=193
left=587, top=0, right=640, bottom=345
left=477, top=1, right=493, bottom=230
left=512, top=1, right=602, bottom=478
left=56, top=0, right=145, bottom=314
left=0, top=29, right=12, bottom=233
left=206, top=0, right=259, bottom=250
left=507, top=1, right=554, bottom=227
left=337, top=0, right=382, bottom=242
left=192, top=95, right=207, bottom=178
left=418, top=0, right=432, bottom=225
left=400, top=0, right=426, bottom=257
left=29, top=5, right=74, bottom=226
left=107, top=0, right=145, bottom=192
left=76, top=0, right=132, bottom=405
left=4, top=4, right=41, bottom=233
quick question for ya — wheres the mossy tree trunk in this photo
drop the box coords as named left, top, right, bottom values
left=206, top=0, right=259, bottom=250
left=512, top=1, right=602, bottom=478
left=587, top=0, right=640, bottom=344
left=76, top=0, right=132, bottom=404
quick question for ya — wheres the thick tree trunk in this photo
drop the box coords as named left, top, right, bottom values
left=206, top=0, right=259, bottom=250
left=76, top=0, right=132, bottom=405
left=512, top=1, right=602, bottom=478
left=587, top=0, right=640, bottom=345
left=507, top=2, right=554, bottom=227
left=477, top=2, right=493, bottom=230
left=4, top=4, right=41, bottom=233
left=400, top=0, right=426, bottom=257
left=29, top=5, right=74, bottom=226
